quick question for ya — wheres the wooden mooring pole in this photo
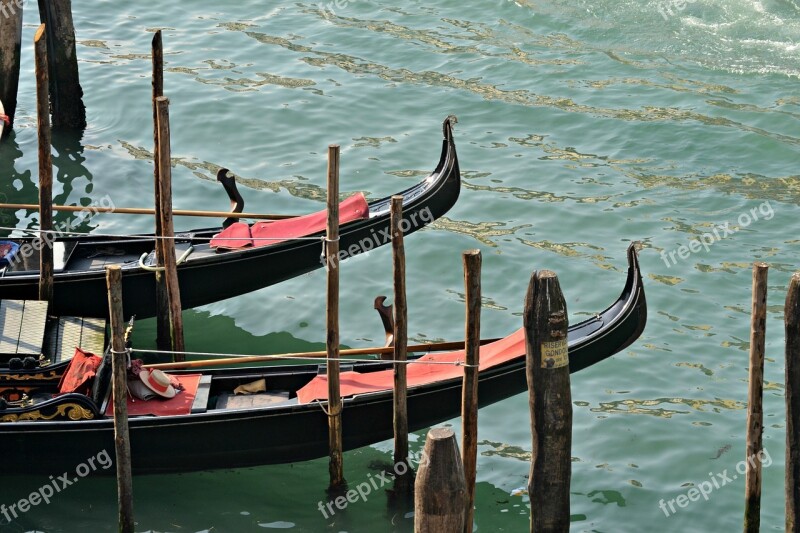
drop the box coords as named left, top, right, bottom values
left=462, top=249, right=481, bottom=533
left=326, top=144, right=345, bottom=489
left=34, top=24, right=54, bottom=303
left=36, top=0, right=86, bottom=128
left=744, top=262, right=768, bottom=533
left=391, top=195, right=411, bottom=489
left=154, top=96, right=185, bottom=357
left=414, top=427, right=466, bottom=532
left=106, top=265, right=134, bottom=532
left=525, top=269, right=571, bottom=533
left=151, top=30, right=170, bottom=352
left=0, top=0, right=23, bottom=138
left=786, top=272, right=800, bottom=533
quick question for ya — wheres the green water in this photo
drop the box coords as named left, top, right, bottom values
left=1, top=0, right=800, bottom=531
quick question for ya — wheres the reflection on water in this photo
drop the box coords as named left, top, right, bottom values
left=517, top=239, right=613, bottom=267
left=50, top=130, right=99, bottom=233
left=588, top=396, right=746, bottom=418
left=443, top=289, right=508, bottom=311
left=624, top=169, right=800, bottom=204
left=461, top=177, right=616, bottom=204
left=479, top=440, right=533, bottom=462
left=117, top=139, right=367, bottom=202
left=208, top=22, right=800, bottom=148
left=584, top=489, right=627, bottom=507
left=0, top=133, right=35, bottom=236
left=431, top=216, right=530, bottom=247
left=0, top=129, right=99, bottom=236
left=675, top=362, right=714, bottom=376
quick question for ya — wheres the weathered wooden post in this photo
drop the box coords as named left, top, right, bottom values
left=744, top=262, right=768, bottom=533
left=106, top=265, right=134, bottom=532
left=786, top=272, right=800, bottom=533
left=326, top=144, right=345, bottom=489
left=151, top=30, right=170, bottom=351
left=36, top=0, right=85, bottom=128
left=525, top=269, right=571, bottom=532
left=415, top=427, right=466, bottom=532
left=0, top=0, right=23, bottom=137
left=34, top=24, right=54, bottom=303
left=154, top=96, right=185, bottom=357
left=391, top=195, right=411, bottom=489
left=461, top=249, right=481, bottom=533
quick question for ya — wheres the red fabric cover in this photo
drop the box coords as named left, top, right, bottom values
left=209, top=222, right=253, bottom=250
left=296, top=328, right=527, bottom=404
left=210, top=193, right=369, bottom=250
left=58, top=348, right=103, bottom=396
left=106, top=374, right=203, bottom=417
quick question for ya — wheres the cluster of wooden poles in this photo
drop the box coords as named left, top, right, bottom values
left=15, top=15, right=800, bottom=532
left=23, top=27, right=570, bottom=530
left=11, top=27, right=303, bottom=359
left=745, top=263, right=800, bottom=533
left=5, top=5, right=572, bottom=531
left=101, top=130, right=576, bottom=532
left=21, top=27, right=202, bottom=360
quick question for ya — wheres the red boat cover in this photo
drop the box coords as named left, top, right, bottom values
left=296, top=328, right=526, bottom=404
left=209, top=221, right=253, bottom=249
left=58, top=348, right=103, bottom=396
left=106, top=374, right=203, bottom=417
left=210, top=193, right=369, bottom=250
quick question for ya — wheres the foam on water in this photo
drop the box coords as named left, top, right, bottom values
left=517, top=0, right=800, bottom=77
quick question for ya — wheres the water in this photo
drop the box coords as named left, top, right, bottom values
left=1, top=0, right=799, bottom=530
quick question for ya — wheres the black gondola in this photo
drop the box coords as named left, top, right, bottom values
left=0, top=117, right=461, bottom=319
left=0, top=245, right=645, bottom=475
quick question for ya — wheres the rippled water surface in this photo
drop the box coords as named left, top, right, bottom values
left=1, top=0, right=799, bottom=531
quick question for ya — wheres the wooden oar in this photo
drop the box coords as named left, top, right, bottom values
left=145, top=337, right=503, bottom=371
left=0, top=203, right=294, bottom=221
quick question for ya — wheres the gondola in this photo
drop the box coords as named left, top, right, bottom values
left=0, top=244, right=645, bottom=475
left=0, top=116, right=461, bottom=319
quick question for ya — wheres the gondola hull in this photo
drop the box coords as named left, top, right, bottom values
left=0, top=245, right=645, bottom=475
left=0, top=119, right=461, bottom=319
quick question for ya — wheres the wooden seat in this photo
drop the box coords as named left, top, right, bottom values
left=215, top=391, right=295, bottom=410
left=0, top=300, right=48, bottom=361
left=44, top=316, right=107, bottom=364
left=191, top=375, right=213, bottom=413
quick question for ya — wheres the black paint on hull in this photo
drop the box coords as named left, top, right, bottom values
left=0, top=245, right=645, bottom=475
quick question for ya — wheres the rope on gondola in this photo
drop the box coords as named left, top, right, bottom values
left=321, top=235, right=341, bottom=268
left=314, top=398, right=333, bottom=416
left=109, top=348, right=132, bottom=354
left=0, top=225, right=323, bottom=242
left=128, top=347, right=479, bottom=367
left=138, top=246, right=194, bottom=271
